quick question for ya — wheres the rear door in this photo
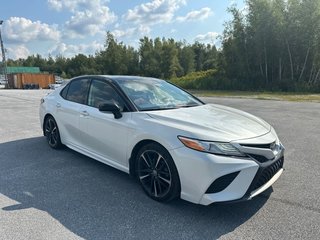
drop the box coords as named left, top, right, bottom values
left=56, top=78, right=90, bottom=147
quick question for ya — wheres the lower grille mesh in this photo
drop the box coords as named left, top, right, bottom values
left=249, top=157, right=284, bottom=192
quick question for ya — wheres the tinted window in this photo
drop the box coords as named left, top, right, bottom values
left=66, top=79, right=90, bottom=104
left=88, top=79, right=125, bottom=110
left=60, top=84, right=69, bottom=99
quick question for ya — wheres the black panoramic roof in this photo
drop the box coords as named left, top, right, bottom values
left=72, top=75, right=165, bottom=84
left=99, top=75, right=164, bottom=83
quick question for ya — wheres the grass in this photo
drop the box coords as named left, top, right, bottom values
left=189, top=90, right=320, bottom=102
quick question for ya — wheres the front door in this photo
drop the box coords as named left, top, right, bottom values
left=79, top=79, right=131, bottom=168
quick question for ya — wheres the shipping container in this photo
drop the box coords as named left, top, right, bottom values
left=8, top=73, right=55, bottom=89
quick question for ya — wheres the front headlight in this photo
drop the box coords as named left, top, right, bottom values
left=178, top=136, right=246, bottom=157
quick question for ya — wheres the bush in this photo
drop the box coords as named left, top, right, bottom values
left=170, top=69, right=232, bottom=90
left=170, top=70, right=320, bottom=92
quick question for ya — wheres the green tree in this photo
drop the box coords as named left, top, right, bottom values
left=178, top=43, right=195, bottom=75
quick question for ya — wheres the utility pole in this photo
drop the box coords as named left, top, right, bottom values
left=0, top=20, right=8, bottom=89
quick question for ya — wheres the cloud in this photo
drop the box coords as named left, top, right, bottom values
left=112, top=25, right=151, bottom=39
left=195, top=32, right=219, bottom=43
left=65, top=8, right=116, bottom=37
left=48, top=0, right=108, bottom=13
left=137, top=25, right=151, bottom=36
left=3, top=17, right=60, bottom=43
left=48, top=0, right=116, bottom=38
left=47, top=0, right=63, bottom=11
left=124, top=0, right=186, bottom=25
left=6, top=45, right=30, bottom=60
left=115, top=0, right=185, bottom=41
left=176, top=7, right=213, bottom=22
left=111, top=29, right=127, bottom=39
left=49, top=41, right=104, bottom=57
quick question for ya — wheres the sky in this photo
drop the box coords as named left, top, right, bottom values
left=0, top=0, right=245, bottom=60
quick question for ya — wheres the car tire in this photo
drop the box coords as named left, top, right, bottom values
left=136, top=143, right=180, bottom=202
left=44, top=116, right=62, bottom=149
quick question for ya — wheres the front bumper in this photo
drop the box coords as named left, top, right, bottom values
left=169, top=140, right=284, bottom=205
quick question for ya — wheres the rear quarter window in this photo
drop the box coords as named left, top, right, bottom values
left=60, top=84, right=69, bottom=99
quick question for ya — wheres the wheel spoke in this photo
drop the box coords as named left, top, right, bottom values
left=49, top=119, right=53, bottom=130
left=157, top=161, right=166, bottom=171
left=154, top=154, right=162, bottom=169
left=158, top=170, right=169, bottom=175
left=141, top=154, right=150, bottom=168
left=158, top=175, right=171, bottom=185
left=139, top=173, right=151, bottom=180
left=45, top=120, right=52, bottom=133
left=146, top=152, right=155, bottom=168
left=49, top=134, right=55, bottom=145
left=52, top=132, right=57, bottom=143
left=157, top=178, right=167, bottom=188
left=45, top=125, right=51, bottom=133
left=156, top=178, right=162, bottom=194
left=153, top=179, right=158, bottom=197
left=149, top=176, right=154, bottom=194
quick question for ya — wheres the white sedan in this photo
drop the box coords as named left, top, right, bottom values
left=40, top=75, right=284, bottom=205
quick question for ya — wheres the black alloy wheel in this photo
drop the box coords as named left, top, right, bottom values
left=136, top=143, right=180, bottom=202
left=45, top=116, right=62, bottom=149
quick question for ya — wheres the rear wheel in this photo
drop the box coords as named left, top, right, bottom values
left=136, top=143, right=180, bottom=202
left=44, top=116, right=62, bottom=149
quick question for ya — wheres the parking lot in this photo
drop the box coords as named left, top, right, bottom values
left=0, top=89, right=320, bottom=240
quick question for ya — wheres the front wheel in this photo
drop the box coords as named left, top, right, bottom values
left=44, top=116, right=62, bottom=149
left=136, top=143, right=180, bottom=202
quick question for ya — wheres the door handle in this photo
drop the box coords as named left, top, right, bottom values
left=80, top=110, right=89, bottom=117
left=56, top=103, right=61, bottom=108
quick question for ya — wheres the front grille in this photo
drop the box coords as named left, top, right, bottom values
left=239, top=141, right=279, bottom=163
left=248, top=154, right=270, bottom=163
left=246, top=157, right=284, bottom=194
left=240, top=142, right=274, bottom=149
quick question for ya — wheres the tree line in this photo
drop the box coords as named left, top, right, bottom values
left=7, top=32, right=218, bottom=80
left=6, top=0, right=320, bottom=92
left=221, top=0, right=320, bottom=91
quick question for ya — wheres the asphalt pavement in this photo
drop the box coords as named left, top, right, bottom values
left=0, top=90, right=319, bottom=240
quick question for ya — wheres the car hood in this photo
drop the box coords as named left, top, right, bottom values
left=146, top=104, right=271, bottom=142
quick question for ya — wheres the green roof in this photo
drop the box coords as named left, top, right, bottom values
left=7, top=67, right=40, bottom=74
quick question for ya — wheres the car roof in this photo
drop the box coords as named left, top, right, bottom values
left=75, top=75, right=164, bottom=84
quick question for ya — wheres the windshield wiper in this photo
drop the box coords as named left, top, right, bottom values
left=140, top=107, right=177, bottom=111
left=175, top=103, right=200, bottom=108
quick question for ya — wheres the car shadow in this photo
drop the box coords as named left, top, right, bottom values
left=0, top=137, right=271, bottom=239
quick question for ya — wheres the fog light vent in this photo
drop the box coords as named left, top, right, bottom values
left=205, top=171, right=240, bottom=194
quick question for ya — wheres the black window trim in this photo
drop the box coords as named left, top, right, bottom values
left=60, top=76, right=137, bottom=112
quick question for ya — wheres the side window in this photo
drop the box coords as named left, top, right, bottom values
left=60, top=83, right=69, bottom=99
left=66, top=79, right=90, bottom=104
left=88, top=80, right=125, bottom=110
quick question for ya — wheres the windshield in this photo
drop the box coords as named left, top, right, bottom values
left=117, top=78, right=203, bottom=111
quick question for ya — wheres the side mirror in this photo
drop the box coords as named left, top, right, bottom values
left=99, top=102, right=122, bottom=119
